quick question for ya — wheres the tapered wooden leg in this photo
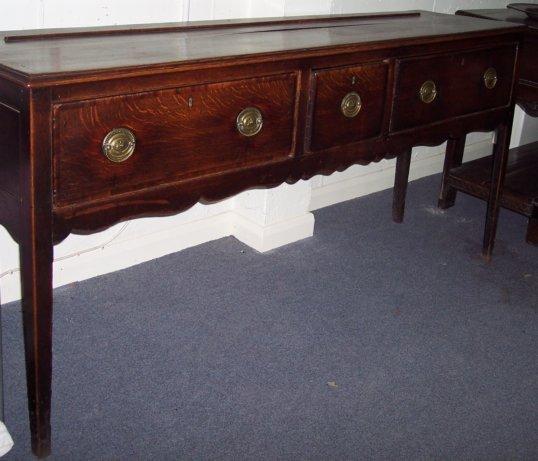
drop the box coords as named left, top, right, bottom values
left=20, top=229, right=53, bottom=458
left=0, top=285, right=4, bottom=423
left=526, top=212, right=538, bottom=246
left=438, top=136, right=466, bottom=209
left=19, top=88, right=54, bottom=458
left=392, top=149, right=412, bottom=223
left=483, top=121, right=512, bottom=261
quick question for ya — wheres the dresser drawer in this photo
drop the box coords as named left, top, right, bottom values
left=53, top=73, right=297, bottom=206
left=391, top=45, right=516, bottom=132
left=309, top=62, right=389, bottom=151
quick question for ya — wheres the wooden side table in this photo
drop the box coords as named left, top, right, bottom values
left=438, top=8, right=538, bottom=246
left=444, top=141, right=538, bottom=244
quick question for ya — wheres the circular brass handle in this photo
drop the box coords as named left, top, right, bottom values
left=236, top=107, right=263, bottom=137
left=483, top=67, right=498, bottom=89
left=102, top=128, right=136, bottom=163
left=341, top=92, right=362, bottom=118
left=420, top=80, right=437, bottom=104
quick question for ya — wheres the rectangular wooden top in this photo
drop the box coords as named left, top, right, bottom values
left=0, top=10, right=522, bottom=84
left=457, top=8, right=538, bottom=30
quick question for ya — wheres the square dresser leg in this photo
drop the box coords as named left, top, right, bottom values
left=438, top=135, right=466, bottom=209
left=392, top=149, right=412, bottom=223
left=526, top=213, right=538, bottom=246
left=18, top=87, right=55, bottom=458
left=483, top=121, right=512, bottom=261
left=19, top=226, right=54, bottom=458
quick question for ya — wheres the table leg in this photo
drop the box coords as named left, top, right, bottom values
left=19, top=218, right=53, bottom=458
left=19, top=88, right=54, bottom=458
left=483, top=121, right=512, bottom=261
left=438, top=136, right=466, bottom=209
left=392, top=149, right=412, bottom=223
left=526, top=212, right=538, bottom=246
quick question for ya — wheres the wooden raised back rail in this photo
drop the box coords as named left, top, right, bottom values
left=0, top=11, right=524, bottom=457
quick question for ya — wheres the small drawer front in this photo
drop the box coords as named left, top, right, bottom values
left=53, top=73, right=297, bottom=206
left=309, top=62, right=388, bottom=151
left=391, top=45, right=516, bottom=132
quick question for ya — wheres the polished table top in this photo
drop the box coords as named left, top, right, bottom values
left=457, top=8, right=538, bottom=29
left=0, top=11, right=520, bottom=84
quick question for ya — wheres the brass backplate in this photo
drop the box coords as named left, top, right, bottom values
left=483, top=67, right=498, bottom=89
left=236, top=107, right=263, bottom=137
left=419, top=80, right=437, bottom=104
left=341, top=92, right=362, bottom=118
left=102, top=128, right=136, bottom=163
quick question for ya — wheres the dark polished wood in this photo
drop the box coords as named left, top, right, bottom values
left=445, top=140, right=538, bottom=245
left=393, top=149, right=412, bottom=223
left=19, top=88, right=54, bottom=458
left=438, top=136, right=467, bottom=209
left=391, top=45, right=516, bottom=131
left=0, top=11, right=523, bottom=457
left=484, top=118, right=514, bottom=260
left=309, top=61, right=389, bottom=151
left=457, top=8, right=538, bottom=114
left=440, top=9, right=538, bottom=254
left=53, top=73, right=297, bottom=206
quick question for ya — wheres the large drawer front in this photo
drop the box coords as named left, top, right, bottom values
left=391, top=45, right=516, bottom=132
left=309, top=62, right=388, bottom=151
left=53, top=73, right=297, bottom=206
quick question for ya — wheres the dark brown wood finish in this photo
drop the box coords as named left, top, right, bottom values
left=53, top=73, right=297, bottom=206
left=438, top=136, right=467, bottom=209
left=0, top=102, right=21, bottom=241
left=0, top=11, right=523, bottom=457
left=457, top=9, right=538, bottom=114
left=438, top=9, right=538, bottom=252
left=484, top=117, right=514, bottom=260
left=392, top=148, right=412, bottom=223
left=391, top=45, right=516, bottom=131
left=308, top=61, right=389, bottom=150
left=446, top=141, right=538, bottom=245
left=2, top=11, right=422, bottom=43
left=19, top=88, right=54, bottom=458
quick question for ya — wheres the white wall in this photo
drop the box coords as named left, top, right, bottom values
left=1, top=0, right=537, bottom=303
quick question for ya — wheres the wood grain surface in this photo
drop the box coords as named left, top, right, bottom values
left=53, top=73, right=297, bottom=206
left=0, top=12, right=523, bottom=457
left=0, top=11, right=522, bottom=84
left=309, top=61, right=389, bottom=151
left=391, top=44, right=517, bottom=131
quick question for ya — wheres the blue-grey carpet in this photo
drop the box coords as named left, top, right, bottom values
left=2, top=174, right=537, bottom=460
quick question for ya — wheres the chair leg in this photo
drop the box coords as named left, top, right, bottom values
left=438, top=136, right=466, bottom=209
left=482, top=121, right=512, bottom=261
left=392, top=149, right=412, bottom=223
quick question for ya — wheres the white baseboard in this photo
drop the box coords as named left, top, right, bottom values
left=0, top=212, right=234, bottom=304
left=232, top=212, right=315, bottom=253
left=0, top=138, right=492, bottom=304
left=0, top=209, right=316, bottom=303
left=310, top=139, right=493, bottom=211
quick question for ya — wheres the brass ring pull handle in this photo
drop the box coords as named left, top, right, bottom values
left=420, top=80, right=437, bottom=104
left=102, top=128, right=136, bottom=163
left=483, top=67, right=498, bottom=89
left=236, top=107, right=263, bottom=137
left=341, top=91, right=362, bottom=118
